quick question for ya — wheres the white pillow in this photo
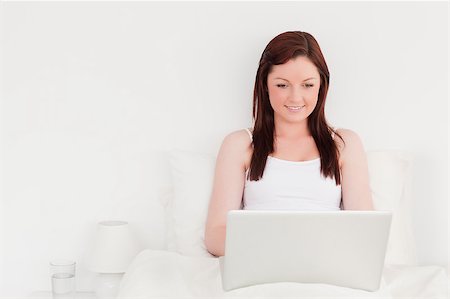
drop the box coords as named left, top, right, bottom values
left=167, top=149, right=216, bottom=257
left=166, top=149, right=417, bottom=265
left=366, top=150, right=417, bottom=265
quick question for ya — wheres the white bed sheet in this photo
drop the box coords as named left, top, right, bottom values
left=117, top=249, right=448, bottom=299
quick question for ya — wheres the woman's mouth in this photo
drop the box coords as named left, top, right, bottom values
left=285, top=105, right=305, bottom=111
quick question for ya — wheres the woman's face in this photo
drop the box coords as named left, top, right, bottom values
left=267, top=56, right=321, bottom=126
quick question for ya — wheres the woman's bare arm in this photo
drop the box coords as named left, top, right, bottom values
left=204, top=130, right=252, bottom=256
left=337, top=129, right=374, bottom=210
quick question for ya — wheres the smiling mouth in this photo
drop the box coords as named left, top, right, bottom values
left=285, top=105, right=306, bottom=111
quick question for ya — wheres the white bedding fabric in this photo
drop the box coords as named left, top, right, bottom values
left=117, top=249, right=448, bottom=299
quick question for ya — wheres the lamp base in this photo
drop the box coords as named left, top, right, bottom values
left=94, top=273, right=124, bottom=299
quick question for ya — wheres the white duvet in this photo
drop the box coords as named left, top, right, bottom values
left=117, top=250, right=448, bottom=299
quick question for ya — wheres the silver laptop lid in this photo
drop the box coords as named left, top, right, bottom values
left=221, top=210, right=392, bottom=291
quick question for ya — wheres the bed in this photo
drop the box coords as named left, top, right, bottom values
left=116, top=150, right=449, bottom=299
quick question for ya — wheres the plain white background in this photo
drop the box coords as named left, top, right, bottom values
left=0, top=1, right=448, bottom=296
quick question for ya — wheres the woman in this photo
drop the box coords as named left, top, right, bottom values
left=205, top=31, right=374, bottom=257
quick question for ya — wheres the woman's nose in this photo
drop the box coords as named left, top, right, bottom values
left=288, top=86, right=305, bottom=103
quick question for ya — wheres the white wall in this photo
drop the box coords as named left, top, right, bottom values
left=1, top=1, right=448, bottom=296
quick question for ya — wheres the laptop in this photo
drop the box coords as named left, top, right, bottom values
left=219, top=210, right=392, bottom=292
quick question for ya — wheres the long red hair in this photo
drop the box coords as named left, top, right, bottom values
left=249, top=31, right=342, bottom=185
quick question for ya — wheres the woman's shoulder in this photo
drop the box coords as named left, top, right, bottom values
left=333, top=128, right=363, bottom=144
left=219, top=128, right=253, bottom=168
left=333, top=127, right=366, bottom=161
left=333, top=127, right=360, bottom=140
left=222, top=128, right=253, bottom=146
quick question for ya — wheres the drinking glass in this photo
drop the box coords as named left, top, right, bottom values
left=49, top=259, right=76, bottom=299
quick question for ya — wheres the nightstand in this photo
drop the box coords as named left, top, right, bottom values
left=29, top=291, right=96, bottom=299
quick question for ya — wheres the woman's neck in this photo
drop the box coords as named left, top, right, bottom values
left=274, top=121, right=311, bottom=140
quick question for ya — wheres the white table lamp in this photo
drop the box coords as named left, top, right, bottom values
left=88, top=220, right=142, bottom=299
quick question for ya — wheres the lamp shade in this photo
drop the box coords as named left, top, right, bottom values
left=88, top=220, right=142, bottom=273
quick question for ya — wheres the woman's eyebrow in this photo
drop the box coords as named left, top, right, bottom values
left=273, top=77, right=318, bottom=82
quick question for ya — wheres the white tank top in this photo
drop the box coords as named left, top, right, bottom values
left=243, top=128, right=342, bottom=211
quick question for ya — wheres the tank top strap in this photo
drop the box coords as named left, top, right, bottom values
left=331, top=127, right=339, bottom=140
left=245, top=127, right=253, bottom=142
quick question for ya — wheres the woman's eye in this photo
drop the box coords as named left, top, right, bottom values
left=276, top=84, right=287, bottom=88
left=304, top=84, right=314, bottom=88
